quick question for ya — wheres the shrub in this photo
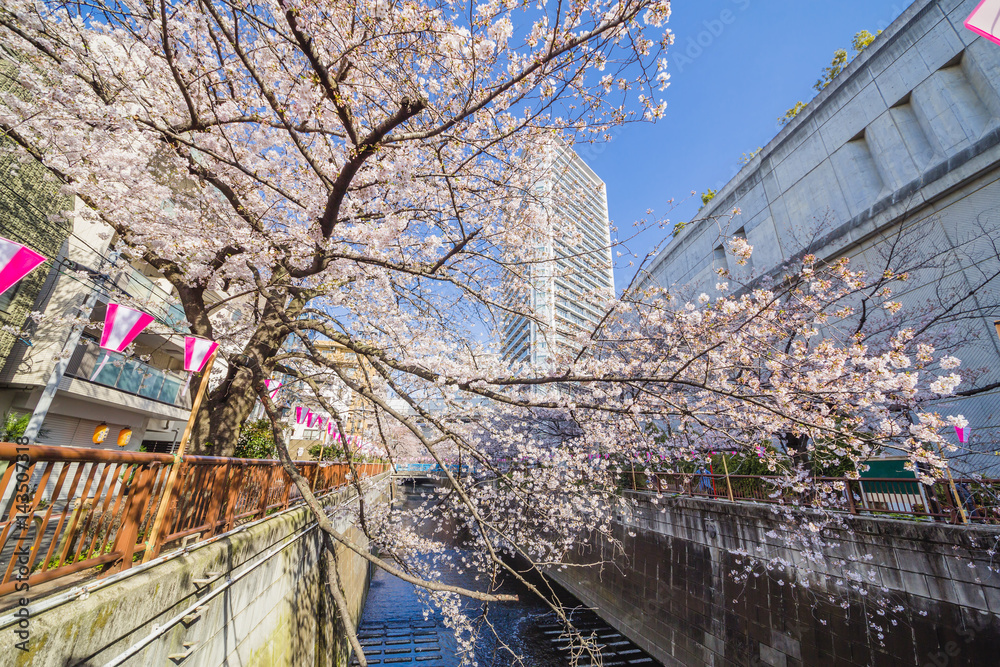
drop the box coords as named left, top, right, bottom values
left=234, top=419, right=277, bottom=459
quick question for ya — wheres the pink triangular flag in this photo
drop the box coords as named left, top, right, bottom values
left=0, top=237, right=46, bottom=297
left=295, top=406, right=308, bottom=425
left=183, top=336, right=218, bottom=372
left=955, top=425, right=968, bottom=443
left=265, top=379, right=282, bottom=400
left=306, top=410, right=315, bottom=428
left=966, top=0, right=1000, bottom=46
left=101, top=303, right=154, bottom=352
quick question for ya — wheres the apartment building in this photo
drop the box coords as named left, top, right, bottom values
left=501, top=140, right=615, bottom=368
left=285, top=340, right=377, bottom=456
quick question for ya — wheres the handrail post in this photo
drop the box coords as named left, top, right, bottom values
left=204, top=462, right=229, bottom=537
left=306, top=462, right=317, bottom=493
left=107, top=464, right=156, bottom=575
left=933, top=442, right=968, bottom=524
left=947, top=476, right=969, bottom=525
left=281, top=467, right=293, bottom=509
left=721, top=455, right=735, bottom=502
left=257, top=466, right=274, bottom=518
left=222, top=463, right=243, bottom=533
left=142, top=350, right=217, bottom=563
left=313, top=463, right=323, bottom=495
left=844, top=478, right=858, bottom=514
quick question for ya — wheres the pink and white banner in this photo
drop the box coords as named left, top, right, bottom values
left=184, top=336, right=218, bottom=373
left=966, top=0, right=1000, bottom=46
left=265, top=379, right=282, bottom=400
left=315, top=415, right=324, bottom=430
left=295, top=406, right=309, bottom=425
left=956, top=425, right=968, bottom=443
left=0, top=237, right=46, bottom=297
left=306, top=411, right=316, bottom=428
left=100, top=303, right=154, bottom=352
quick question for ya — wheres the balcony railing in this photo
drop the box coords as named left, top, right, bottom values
left=0, top=442, right=388, bottom=598
left=65, top=338, right=192, bottom=409
left=635, top=471, right=1000, bottom=523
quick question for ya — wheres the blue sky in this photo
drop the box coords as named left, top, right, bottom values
left=590, top=0, right=911, bottom=291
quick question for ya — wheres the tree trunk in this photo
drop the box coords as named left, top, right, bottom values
left=188, top=308, right=288, bottom=456
left=189, top=369, right=259, bottom=456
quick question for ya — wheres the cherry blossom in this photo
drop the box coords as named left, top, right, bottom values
left=0, top=1, right=987, bottom=661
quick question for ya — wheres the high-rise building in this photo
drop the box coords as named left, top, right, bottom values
left=502, top=140, right=615, bottom=367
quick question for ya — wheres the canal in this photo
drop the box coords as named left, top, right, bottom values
left=351, top=485, right=661, bottom=666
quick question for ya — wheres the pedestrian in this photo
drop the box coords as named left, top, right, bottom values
left=696, top=465, right=712, bottom=494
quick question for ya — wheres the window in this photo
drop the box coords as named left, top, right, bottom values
left=734, top=227, right=752, bottom=270
left=714, top=245, right=728, bottom=274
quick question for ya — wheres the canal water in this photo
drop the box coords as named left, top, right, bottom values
left=351, top=486, right=660, bottom=666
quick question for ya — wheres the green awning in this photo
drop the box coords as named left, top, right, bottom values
left=860, top=458, right=916, bottom=479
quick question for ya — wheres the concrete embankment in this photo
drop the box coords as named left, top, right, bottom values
left=1, top=474, right=391, bottom=667
left=547, top=491, right=1000, bottom=667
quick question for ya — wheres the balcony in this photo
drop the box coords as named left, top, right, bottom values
left=110, top=267, right=188, bottom=332
left=64, top=338, right=192, bottom=409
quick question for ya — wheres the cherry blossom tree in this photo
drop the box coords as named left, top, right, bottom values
left=0, top=0, right=672, bottom=454
left=2, top=0, right=996, bottom=663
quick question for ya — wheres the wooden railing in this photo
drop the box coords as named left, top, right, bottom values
left=0, top=442, right=386, bottom=597
left=637, top=471, right=1000, bottom=523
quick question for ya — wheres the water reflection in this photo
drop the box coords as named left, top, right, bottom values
left=351, top=486, right=661, bottom=666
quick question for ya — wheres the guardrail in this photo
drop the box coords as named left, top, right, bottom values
left=119, top=266, right=188, bottom=332
left=637, top=471, right=1000, bottom=523
left=0, top=443, right=386, bottom=597
left=394, top=463, right=465, bottom=474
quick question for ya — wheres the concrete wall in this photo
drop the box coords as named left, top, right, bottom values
left=0, top=475, right=390, bottom=667
left=640, top=0, right=1000, bottom=471
left=646, top=0, right=1000, bottom=292
left=548, top=491, right=1000, bottom=667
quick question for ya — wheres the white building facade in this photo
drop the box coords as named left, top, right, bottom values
left=502, top=141, right=615, bottom=368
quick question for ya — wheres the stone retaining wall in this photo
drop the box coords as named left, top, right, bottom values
left=548, top=491, right=1000, bottom=667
